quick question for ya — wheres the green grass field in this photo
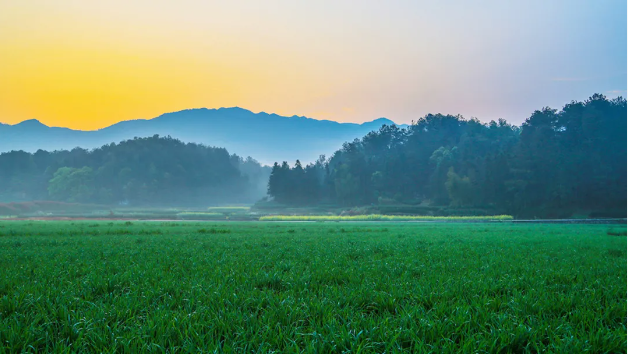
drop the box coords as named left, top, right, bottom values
left=0, top=221, right=625, bottom=353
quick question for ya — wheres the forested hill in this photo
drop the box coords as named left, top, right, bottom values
left=0, top=136, right=271, bottom=205
left=0, top=107, right=404, bottom=165
left=267, top=94, right=627, bottom=218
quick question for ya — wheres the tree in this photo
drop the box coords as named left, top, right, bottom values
left=334, top=164, right=359, bottom=205
left=445, top=167, right=474, bottom=207
left=48, top=167, right=95, bottom=203
left=429, top=146, right=456, bottom=205
left=2, top=136, right=269, bottom=206
left=268, top=162, right=282, bottom=200
left=265, top=93, right=626, bottom=218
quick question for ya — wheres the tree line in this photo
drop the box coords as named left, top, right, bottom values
left=0, top=135, right=271, bottom=206
left=267, top=94, right=627, bottom=218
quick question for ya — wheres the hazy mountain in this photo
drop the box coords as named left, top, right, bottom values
left=0, top=108, right=406, bottom=165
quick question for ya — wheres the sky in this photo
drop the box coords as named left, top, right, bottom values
left=0, top=0, right=626, bottom=130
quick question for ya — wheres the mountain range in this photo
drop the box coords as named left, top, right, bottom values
left=0, top=108, right=405, bottom=165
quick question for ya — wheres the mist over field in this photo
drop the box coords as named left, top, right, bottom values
left=1, top=94, right=625, bottom=220
left=0, top=108, right=403, bottom=165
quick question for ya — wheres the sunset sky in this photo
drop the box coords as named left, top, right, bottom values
left=1, top=0, right=625, bottom=130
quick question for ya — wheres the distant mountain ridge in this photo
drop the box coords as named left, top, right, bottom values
left=0, top=108, right=406, bottom=164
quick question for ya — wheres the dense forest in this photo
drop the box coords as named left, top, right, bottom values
left=0, top=135, right=271, bottom=205
left=268, top=94, right=627, bottom=218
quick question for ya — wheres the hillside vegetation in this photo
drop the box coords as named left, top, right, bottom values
left=268, top=94, right=626, bottom=218
left=0, top=136, right=270, bottom=206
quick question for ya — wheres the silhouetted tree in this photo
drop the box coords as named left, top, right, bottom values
left=0, top=136, right=270, bottom=205
left=266, top=94, right=626, bottom=218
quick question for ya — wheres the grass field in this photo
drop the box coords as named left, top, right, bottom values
left=0, top=221, right=625, bottom=353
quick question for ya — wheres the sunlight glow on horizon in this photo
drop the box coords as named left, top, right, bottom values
left=1, top=0, right=625, bottom=130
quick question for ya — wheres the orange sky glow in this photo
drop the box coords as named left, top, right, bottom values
left=1, top=1, right=625, bottom=130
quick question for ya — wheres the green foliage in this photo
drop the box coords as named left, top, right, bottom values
left=267, top=94, right=626, bottom=218
left=0, top=221, right=624, bottom=352
left=268, top=156, right=327, bottom=205
left=0, top=136, right=271, bottom=206
left=334, top=164, right=359, bottom=205
left=48, top=167, right=95, bottom=203
left=445, top=167, right=475, bottom=207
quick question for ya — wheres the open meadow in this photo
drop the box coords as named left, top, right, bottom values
left=0, top=221, right=625, bottom=353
